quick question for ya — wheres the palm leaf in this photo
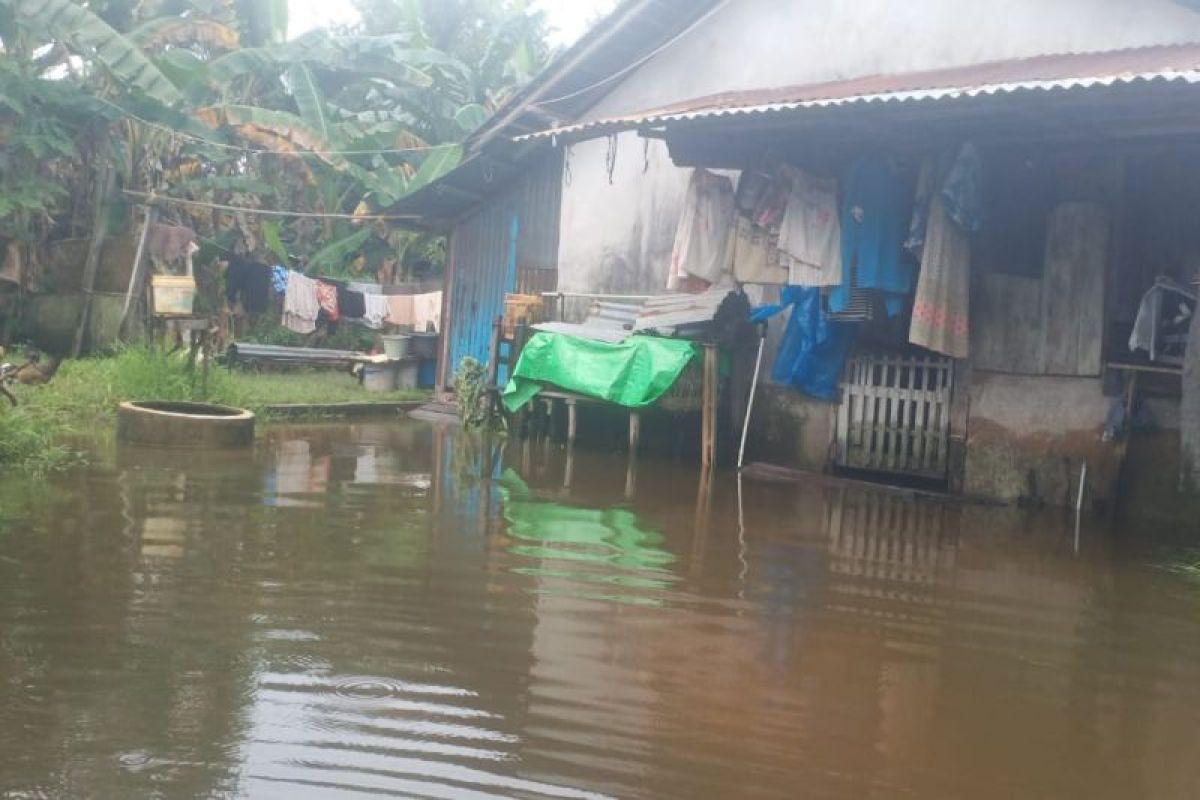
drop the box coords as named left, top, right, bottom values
left=403, top=144, right=462, bottom=195
left=306, top=228, right=372, bottom=271
left=286, top=63, right=330, bottom=141
left=206, top=46, right=286, bottom=86
left=197, top=104, right=350, bottom=168
left=130, top=18, right=239, bottom=51
left=453, top=103, right=490, bottom=134
left=261, top=221, right=289, bottom=263
left=13, top=0, right=184, bottom=107
left=235, top=0, right=288, bottom=46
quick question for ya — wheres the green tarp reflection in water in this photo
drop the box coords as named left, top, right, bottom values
left=501, top=332, right=699, bottom=412
left=499, top=470, right=678, bottom=605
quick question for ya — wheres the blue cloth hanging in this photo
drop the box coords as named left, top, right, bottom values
left=830, top=156, right=915, bottom=317
left=755, top=286, right=857, bottom=402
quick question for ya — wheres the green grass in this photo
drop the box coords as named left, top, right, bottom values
left=1, top=345, right=430, bottom=470
left=224, top=371, right=427, bottom=410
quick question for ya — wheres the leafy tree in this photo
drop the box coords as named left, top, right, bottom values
left=0, top=0, right=555, bottom=305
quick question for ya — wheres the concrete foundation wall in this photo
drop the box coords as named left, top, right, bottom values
left=964, top=371, right=1121, bottom=508
left=745, top=386, right=834, bottom=472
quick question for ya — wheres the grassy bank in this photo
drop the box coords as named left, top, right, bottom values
left=1, top=346, right=429, bottom=470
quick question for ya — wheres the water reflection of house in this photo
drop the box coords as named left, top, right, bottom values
left=391, top=0, right=1200, bottom=516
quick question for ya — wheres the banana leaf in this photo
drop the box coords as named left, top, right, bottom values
left=13, top=0, right=184, bottom=107
left=306, top=228, right=372, bottom=271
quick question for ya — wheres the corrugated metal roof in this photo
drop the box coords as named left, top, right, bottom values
left=515, top=43, right=1200, bottom=143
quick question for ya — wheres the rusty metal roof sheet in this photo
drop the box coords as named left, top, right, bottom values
left=515, top=43, right=1200, bottom=143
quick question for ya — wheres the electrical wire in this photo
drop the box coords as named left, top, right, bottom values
left=123, top=190, right=420, bottom=221
left=534, top=0, right=735, bottom=107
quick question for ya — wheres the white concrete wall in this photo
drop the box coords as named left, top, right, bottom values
left=556, top=0, right=1200, bottom=295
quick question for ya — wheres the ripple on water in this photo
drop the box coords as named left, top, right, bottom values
left=333, top=676, right=402, bottom=701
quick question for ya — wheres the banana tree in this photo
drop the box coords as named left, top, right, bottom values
left=2, top=0, right=552, bottom=338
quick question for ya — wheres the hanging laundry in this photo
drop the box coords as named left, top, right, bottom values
left=778, top=170, right=843, bottom=287
left=827, top=263, right=874, bottom=323
left=941, top=143, right=985, bottom=233
left=386, top=294, right=414, bottom=327
left=412, top=290, right=443, bottom=333
left=348, top=281, right=382, bottom=295
left=904, top=159, right=936, bottom=261
left=282, top=269, right=320, bottom=334
left=361, top=294, right=390, bottom=329
left=752, top=171, right=791, bottom=230
left=831, top=156, right=915, bottom=318
left=669, top=169, right=735, bottom=289
left=225, top=256, right=271, bottom=313
left=908, top=152, right=974, bottom=358
left=145, top=224, right=196, bottom=264
left=1129, top=277, right=1197, bottom=359
left=270, top=265, right=288, bottom=294
left=910, top=196, right=971, bottom=358
left=315, top=280, right=340, bottom=321
left=337, top=286, right=366, bottom=319
left=735, top=171, right=772, bottom=215
left=732, top=216, right=789, bottom=285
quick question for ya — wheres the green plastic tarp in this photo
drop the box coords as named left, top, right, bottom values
left=501, top=332, right=699, bottom=412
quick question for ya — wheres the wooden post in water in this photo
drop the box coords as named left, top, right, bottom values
left=701, top=344, right=719, bottom=469
left=626, top=411, right=641, bottom=499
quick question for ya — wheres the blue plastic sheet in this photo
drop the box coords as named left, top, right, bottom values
left=755, top=286, right=857, bottom=402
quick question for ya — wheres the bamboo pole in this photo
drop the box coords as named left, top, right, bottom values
left=119, top=205, right=156, bottom=338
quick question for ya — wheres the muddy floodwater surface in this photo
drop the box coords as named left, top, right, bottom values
left=2, top=421, right=1200, bottom=799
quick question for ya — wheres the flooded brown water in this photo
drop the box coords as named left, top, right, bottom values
left=2, top=421, right=1200, bottom=799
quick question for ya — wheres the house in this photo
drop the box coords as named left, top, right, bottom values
left=393, top=0, right=1200, bottom=515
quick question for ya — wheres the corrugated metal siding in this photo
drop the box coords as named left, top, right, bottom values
left=447, top=151, right=562, bottom=376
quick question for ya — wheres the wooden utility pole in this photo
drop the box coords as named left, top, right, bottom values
left=71, top=159, right=115, bottom=358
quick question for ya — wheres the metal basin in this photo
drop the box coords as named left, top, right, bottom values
left=116, top=401, right=255, bottom=448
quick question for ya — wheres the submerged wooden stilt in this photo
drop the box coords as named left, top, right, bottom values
left=701, top=344, right=718, bottom=468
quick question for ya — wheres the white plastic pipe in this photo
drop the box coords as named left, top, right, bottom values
left=1074, top=460, right=1088, bottom=554
left=738, top=332, right=766, bottom=471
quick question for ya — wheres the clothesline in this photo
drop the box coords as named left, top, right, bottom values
left=95, top=95, right=451, bottom=158
left=230, top=262, right=442, bottom=335
left=123, top=190, right=419, bottom=221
